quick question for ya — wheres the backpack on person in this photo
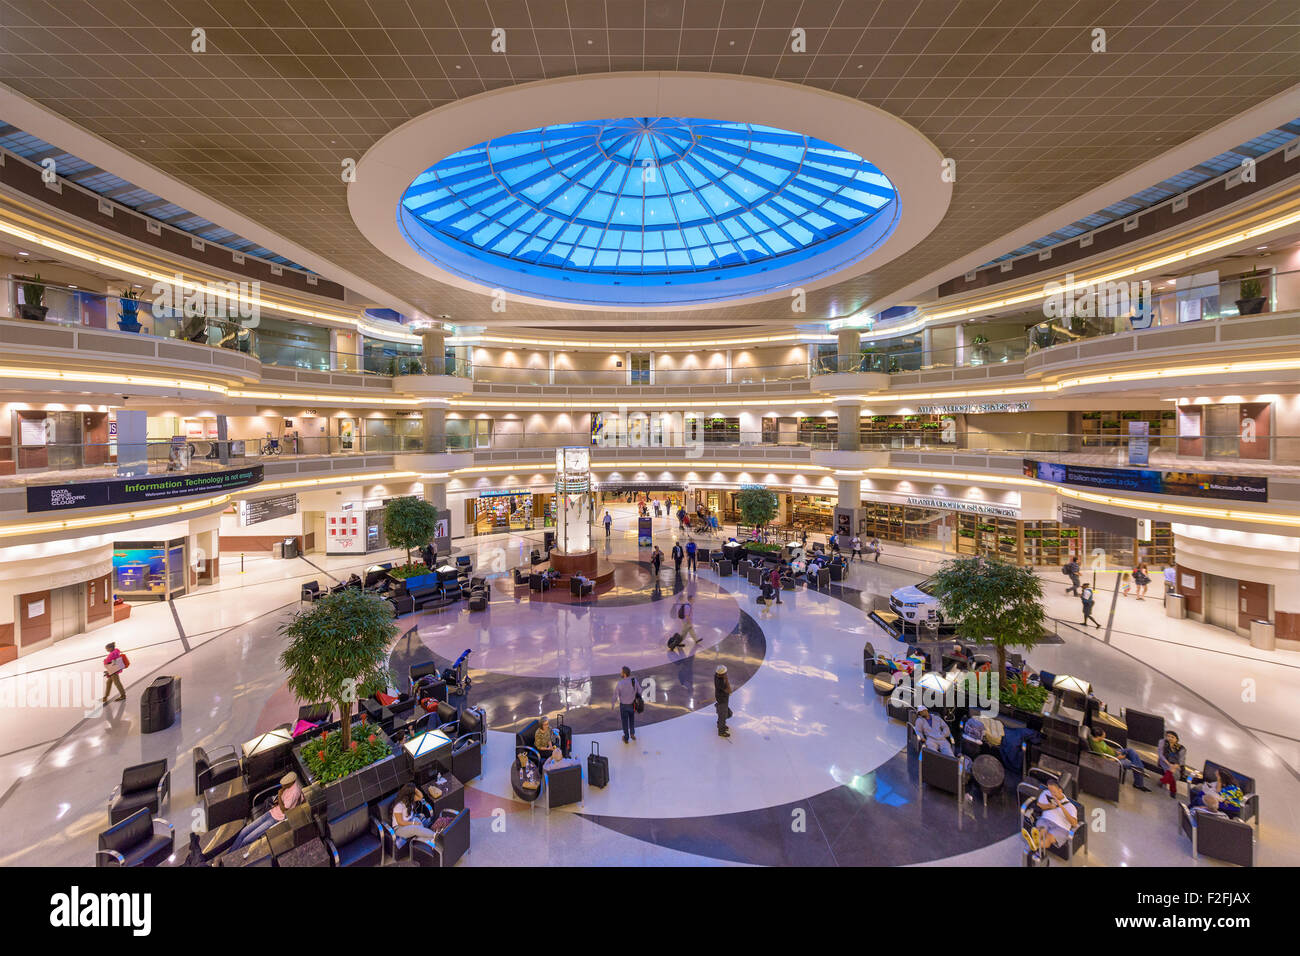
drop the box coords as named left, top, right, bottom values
left=677, top=602, right=688, bottom=620
left=667, top=632, right=685, bottom=650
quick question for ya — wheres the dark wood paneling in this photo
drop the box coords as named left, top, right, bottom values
left=18, top=589, right=51, bottom=646
left=1175, top=564, right=1202, bottom=615
left=1237, top=579, right=1270, bottom=630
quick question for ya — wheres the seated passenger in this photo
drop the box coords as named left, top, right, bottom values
left=962, top=715, right=986, bottom=749
left=913, top=706, right=953, bottom=756
left=391, top=783, right=439, bottom=842
left=1032, top=780, right=1078, bottom=859
left=1087, top=728, right=1152, bottom=791
left=534, top=716, right=558, bottom=761
left=1157, top=730, right=1188, bottom=798
left=1199, top=768, right=1245, bottom=818
left=229, top=771, right=303, bottom=851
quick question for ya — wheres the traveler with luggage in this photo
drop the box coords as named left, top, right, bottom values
left=101, top=642, right=129, bottom=704
left=613, top=667, right=638, bottom=743
left=714, top=666, right=732, bottom=737
left=1062, top=557, right=1081, bottom=595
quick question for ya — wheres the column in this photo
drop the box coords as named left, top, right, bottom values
left=837, top=328, right=860, bottom=372
left=421, top=330, right=446, bottom=375
left=954, top=324, right=966, bottom=368
left=725, top=349, right=733, bottom=384
left=422, top=405, right=446, bottom=453
left=837, top=477, right=861, bottom=510
left=422, top=480, right=447, bottom=510
left=836, top=400, right=861, bottom=451
left=922, top=327, right=933, bottom=369
left=548, top=350, right=555, bottom=385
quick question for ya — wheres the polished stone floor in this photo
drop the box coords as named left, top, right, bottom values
left=1, top=504, right=1297, bottom=867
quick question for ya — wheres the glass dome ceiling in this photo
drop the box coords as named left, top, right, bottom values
left=398, top=117, right=899, bottom=307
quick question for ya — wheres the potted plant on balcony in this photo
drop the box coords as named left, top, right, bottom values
left=17, top=274, right=47, bottom=321
left=1235, top=268, right=1267, bottom=316
left=970, top=334, right=991, bottom=364
left=117, top=289, right=142, bottom=332
left=280, top=588, right=400, bottom=807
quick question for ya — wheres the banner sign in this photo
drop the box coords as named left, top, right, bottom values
left=1023, top=459, right=1266, bottom=503
left=1127, top=421, right=1149, bottom=466
left=637, top=516, right=653, bottom=548
left=434, top=508, right=452, bottom=553
left=27, top=465, right=263, bottom=513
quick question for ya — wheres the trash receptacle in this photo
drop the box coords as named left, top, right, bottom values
left=1250, top=618, right=1275, bottom=651
left=281, top=537, right=299, bottom=560
left=141, top=675, right=181, bottom=733
left=1165, top=592, right=1186, bottom=619
left=272, top=541, right=284, bottom=559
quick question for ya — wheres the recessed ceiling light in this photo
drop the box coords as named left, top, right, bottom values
left=17, top=250, right=29, bottom=256
left=1257, top=245, right=1268, bottom=249
left=69, top=284, right=77, bottom=289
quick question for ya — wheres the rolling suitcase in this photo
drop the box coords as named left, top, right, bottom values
left=555, top=712, right=573, bottom=758
left=587, top=741, right=609, bottom=788
left=667, top=632, right=685, bottom=650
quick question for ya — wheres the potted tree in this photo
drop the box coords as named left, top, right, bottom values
left=1235, top=268, right=1267, bottom=316
left=17, top=275, right=47, bottom=321
left=970, top=334, right=991, bottom=364
left=736, top=486, right=778, bottom=551
left=280, top=589, right=401, bottom=807
left=930, top=555, right=1047, bottom=683
left=382, top=494, right=439, bottom=578
left=118, top=289, right=142, bottom=332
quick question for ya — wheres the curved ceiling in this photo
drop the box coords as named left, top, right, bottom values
left=353, top=72, right=947, bottom=313
left=397, top=116, right=898, bottom=306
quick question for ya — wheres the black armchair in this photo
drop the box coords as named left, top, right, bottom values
left=301, top=580, right=321, bottom=603
left=109, top=759, right=170, bottom=824
left=324, top=804, right=384, bottom=867
left=1121, top=707, right=1165, bottom=771
left=193, top=744, right=240, bottom=797
left=297, top=703, right=332, bottom=724
left=1179, top=803, right=1254, bottom=866
left=450, top=733, right=483, bottom=781
left=920, top=748, right=969, bottom=797
left=1077, top=751, right=1122, bottom=802
left=1195, top=760, right=1260, bottom=827
left=515, top=718, right=541, bottom=751
left=1019, top=781, right=1088, bottom=862
left=410, top=807, right=471, bottom=867
left=96, top=808, right=174, bottom=867
left=546, top=762, right=583, bottom=809
left=529, top=572, right=550, bottom=592
left=862, top=641, right=877, bottom=675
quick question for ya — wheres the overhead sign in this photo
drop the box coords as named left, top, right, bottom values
left=1023, top=459, right=1267, bottom=503
left=238, top=493, right=298, bottom=526
left=27, top=466, right=263, bottom=513
left=917, top=402, right=1029, bottom=414
left=1058, top=503, right=1136, bottom=537
left=905, top=495, right=1018, bottom=518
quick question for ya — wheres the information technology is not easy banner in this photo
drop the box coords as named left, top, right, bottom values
left=26, top=466, right=264, bottom=513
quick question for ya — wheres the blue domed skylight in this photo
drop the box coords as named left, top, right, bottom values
left=397, top=117, right=899, bottom=307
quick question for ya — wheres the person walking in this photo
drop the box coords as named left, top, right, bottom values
left=1080, top=584, right=1102, bottom=628
left=714, top=665, right=732, bottom=738
left=685, top=538, right=697, bottom=573
left=1133, top=563, right=1151, bottom=601
left=613, top=666, right=638, bottom=743
left=850, top=535, right=863, bottom=563
left=768, top=564, right=783, bottom=604
left=651, top=545, right=663, bottom=579
left=1062, top=556, right=1081, bottom=595
left=603, top=511, right=612, bottom=537
left=101, top=642, right=128, bottom=704
left=421, top=542, right=435, bottom=570
left=672, top=541, right=684, bottom=575
left=674, top=592, right=700, bottom=643
left=868, top=536, right=882, bottom=563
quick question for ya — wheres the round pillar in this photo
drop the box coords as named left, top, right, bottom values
left=837, top=328, right=861, bottom=372
left=836, top=400, right=861, bottom=451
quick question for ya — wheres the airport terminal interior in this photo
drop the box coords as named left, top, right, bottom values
left=1, top=1, right=1299, bottom=871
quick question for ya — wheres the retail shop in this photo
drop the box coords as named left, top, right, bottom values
left=112, top=538, right=189, bottom=600
left=464, top=490, right=556, bottom=535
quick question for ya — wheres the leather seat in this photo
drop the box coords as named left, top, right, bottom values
left=324, top=805, right=383, bottom=867
left=515, top=718, right=541, bottom=750
left=97, top=808, right=174, bottom=867
left=194, top=819, right=245, bottom=861
left=546, top=762, right=583, bottom=808
left=410, top=808, right=471, bottom=867
left=109, top=759, right=170, bottom=824
left=193, top=744, right=240, bottom=797
left=451, top=734, right=482, bottom=781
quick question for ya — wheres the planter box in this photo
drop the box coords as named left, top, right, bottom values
left=112, top=602, right=131, bottom=622
left=292, top=725, right=408, bottom=817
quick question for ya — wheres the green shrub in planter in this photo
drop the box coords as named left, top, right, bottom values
left=300, top=719, right=392, bottom=783
left=386, top=563, right=428, bottom=581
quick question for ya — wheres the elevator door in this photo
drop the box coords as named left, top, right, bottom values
left=1203, top=574, right=1238, bottom=632
left=1204, top=404, right=1239, bottom=459
left=49, top=584, right=85, bottom=643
